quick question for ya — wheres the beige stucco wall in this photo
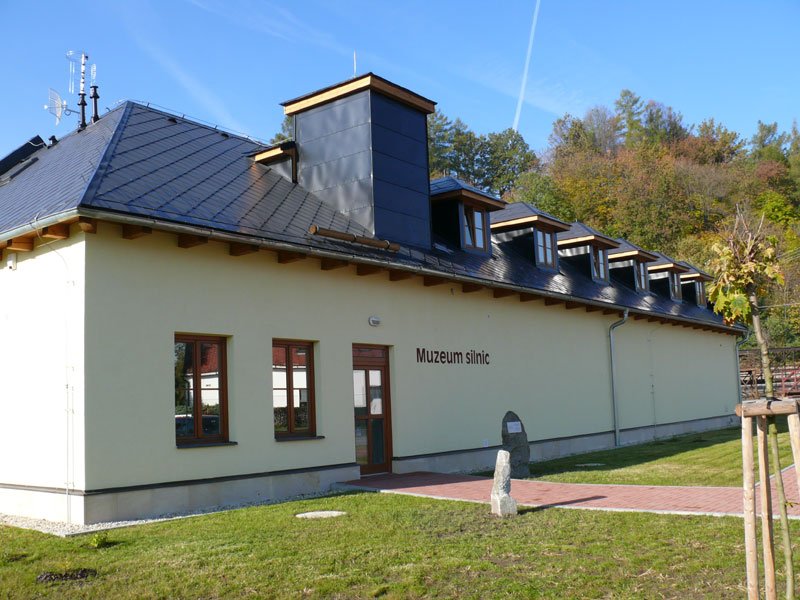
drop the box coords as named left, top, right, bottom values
left=0, top=229, right=86, bottom=490
left=81, top=226, right=739, bottom=489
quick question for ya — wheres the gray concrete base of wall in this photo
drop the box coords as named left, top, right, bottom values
left=393, top=414, right=738, bottom=475
left=0, top=465, right=360, bottom=525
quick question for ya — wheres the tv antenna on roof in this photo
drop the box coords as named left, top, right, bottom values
left=44, top=51, right=96, bottom=128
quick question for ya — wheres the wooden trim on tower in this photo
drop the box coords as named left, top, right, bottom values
left=282, top=73, right=436, bottom=116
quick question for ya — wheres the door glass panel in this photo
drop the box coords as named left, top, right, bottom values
left=353, top=370, right=367, bottom=417
left=354, top=420, right=368, bottom=465
left=371, top=419, right=385, bottom=465
left=369, top=369, right=383, bottom=415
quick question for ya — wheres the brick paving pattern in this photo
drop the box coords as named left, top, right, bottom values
left=343, top=466, right=800, bottom=518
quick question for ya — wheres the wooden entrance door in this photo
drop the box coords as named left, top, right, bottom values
left=352, top=345, right=391, bottom=475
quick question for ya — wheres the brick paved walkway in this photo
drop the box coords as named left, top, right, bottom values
left=342, top=466, right=800, bottom=518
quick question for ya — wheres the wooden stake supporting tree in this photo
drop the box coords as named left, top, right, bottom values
left=737, top=400, right=800, bottom=600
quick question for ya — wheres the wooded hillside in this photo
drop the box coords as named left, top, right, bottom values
left=426, top=91, right=799, bottom=345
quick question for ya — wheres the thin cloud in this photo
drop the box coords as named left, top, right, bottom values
left=134, top=36, right=249, bottom=134
left=185, top=0, right=351, bottom=56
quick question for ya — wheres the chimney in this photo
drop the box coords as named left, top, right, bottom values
left=90, top=86, right=100, bottom=123
left=281, top=74, right=436, bottom=249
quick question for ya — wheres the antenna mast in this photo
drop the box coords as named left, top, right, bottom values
left=77, top=52, right=88, bottom=129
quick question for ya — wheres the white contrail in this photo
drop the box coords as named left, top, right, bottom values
left=512, top=0, right=542, bottom=132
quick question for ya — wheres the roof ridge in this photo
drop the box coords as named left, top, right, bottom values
left=77, top=102, right=136, bottom=209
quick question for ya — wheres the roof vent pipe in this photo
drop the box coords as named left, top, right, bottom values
left=609, top=309, right=629, bottom=447
left=90, top=86, right=100, bottom=123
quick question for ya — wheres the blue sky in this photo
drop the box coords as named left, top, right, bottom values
left=2, top=1, right=798, bottom=157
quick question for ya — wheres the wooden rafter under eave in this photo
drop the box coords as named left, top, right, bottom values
left=6, top=237, right=34, bottom=251
left=77, top=217, right=97, bottom=233
left=41, top=224, right=70, bottom=240
left=177, top=234, right=208, bottom=249
left=122, top=224, right=152, bottom=240
left=229, top=243, right=259, bottom=257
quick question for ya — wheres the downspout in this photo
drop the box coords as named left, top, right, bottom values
left=609, top=309, right=629, bottom=447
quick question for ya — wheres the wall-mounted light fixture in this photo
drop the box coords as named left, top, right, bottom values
left=368, top=315, right=381, bottom=327
left=6, top=252, right=17, bottom=271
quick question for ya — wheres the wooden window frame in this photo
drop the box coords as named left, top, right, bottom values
left=590, top=246, right=609, bottom=282
left=272, top=339, right=316, bottom=438
left=534, top=228, right=557, bottom=269
left=174, top=334, right=229, bottom=446
left=462, top=205, right=488, bottom=252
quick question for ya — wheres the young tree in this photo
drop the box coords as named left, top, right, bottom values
left=708, top=207, right=791, bottom=597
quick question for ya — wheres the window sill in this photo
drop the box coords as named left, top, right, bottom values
left=176, top=441, right=238, bottom=449
left=274, top=435, right=325, bottom=442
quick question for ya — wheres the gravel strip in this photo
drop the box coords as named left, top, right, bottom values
left=0, top=490, right=341, bottom=537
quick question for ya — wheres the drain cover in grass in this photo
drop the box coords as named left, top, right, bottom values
left=295, top=511, right=346, bottom=519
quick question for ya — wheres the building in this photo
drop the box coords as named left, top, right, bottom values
left=0, top=74, right=740, bottom=524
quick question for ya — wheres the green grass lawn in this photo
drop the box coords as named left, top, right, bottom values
left=0, top=492, right=792, bottom=599
left=527, top=421, right=795, bottom=487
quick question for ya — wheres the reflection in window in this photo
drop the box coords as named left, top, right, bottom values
left=591, top=247, right=608, bottom=282
left=272, top=341, right=315, bottom=436
left=463, top=206, right=487, bottom=250
left=174, top=335, right=227, bottom=445
left=535, top=228, right=557, bottom=268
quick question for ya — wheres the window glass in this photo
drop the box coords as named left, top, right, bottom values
left=369, top=369, right=383, bottom=415
left=474, top=210, right=485, bottom=249
left=174, top=335, right=227, bottom=444
left=273, top=341, right=315, bottom=436
left=463, top=206, right=487, bottom=251
left=463, top=208, right=474, bottom=246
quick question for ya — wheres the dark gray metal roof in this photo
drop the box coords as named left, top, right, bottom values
left=430, top=176, right=502, bottom=203
left=490, top=201, right=567, bottom=227
left=0, top=101, right=732, bottom=331
left=557, top=221, right=617, bottom=244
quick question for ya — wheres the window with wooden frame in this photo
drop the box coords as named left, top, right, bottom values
left=635, top=261, right=650, bottom=292
left=590, top=246, right=609, bottom=282
left=462, top=205, right=487, bottom=251
left=272, top=340, right=315, bottom=437
left=174, top=334, right=228, bottom=445
left=534, top=228, right=557, bottom=269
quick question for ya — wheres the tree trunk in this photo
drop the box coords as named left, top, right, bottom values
left=769, top=416, right=795, bottom=599
left=750, top=291, right=774, bottom=399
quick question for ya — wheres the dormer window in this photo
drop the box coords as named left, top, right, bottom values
left=669, top=272, right=682, bottom=300
left=590, top=246, right=608, bottom=282
left=431, top=177, right=505, bottom=256
left=635, top=262, right=649, bottom=292
left=695, top=281, right=706, bottom=306
left=535, top=228, right=557, bottom=268
left=463, top=206, right=487, bottom=251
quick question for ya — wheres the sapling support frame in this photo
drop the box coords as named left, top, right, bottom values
left=736, top=399, right=800, bottom=600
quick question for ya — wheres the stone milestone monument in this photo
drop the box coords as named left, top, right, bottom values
left=501, top=411, right=530, bottom=479
left=490, top=450, right=517, bottom=517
